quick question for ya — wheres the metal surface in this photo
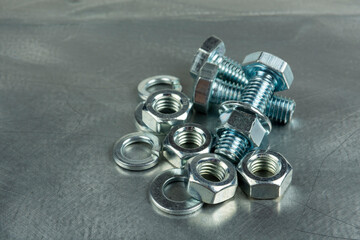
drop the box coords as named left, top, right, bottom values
left=163, top=123, right=212, bottom=168
left=149, top=168, right=203, bottom=215
left=1, top=1, right=360, bottom=239
left=237, top=150, right=293, bottom=199
left=187, top=153, right=238, bottom=204
left=138, top=75, right=182, bottom=101
left=113, top=132, right=160, bottom=170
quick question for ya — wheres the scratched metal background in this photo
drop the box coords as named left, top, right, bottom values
left=1, top=0, right=360, bottom=239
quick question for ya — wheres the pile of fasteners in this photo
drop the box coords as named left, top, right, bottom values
left=113, top=36, right=294, bottom=215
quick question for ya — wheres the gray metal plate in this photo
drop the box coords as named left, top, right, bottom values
left=1, top=1, right=360, bottom=239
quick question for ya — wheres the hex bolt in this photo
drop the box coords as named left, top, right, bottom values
left=190, top=35, right=248, bottom=86
left=193, top=62, right=296, bottom=124
left=240, top=51, right=294, bottom=113
left=214, top=52, right=294, bottom=163
left=214, top=102, right=271, bottom=164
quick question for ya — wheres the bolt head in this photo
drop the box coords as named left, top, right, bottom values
left=242, top=51, right=294, bottom=91
left=189, top=36, right=225, bottom=79
left=217, top=107, right=268, bottom=147
left=193, top=62, right=219, bottom=113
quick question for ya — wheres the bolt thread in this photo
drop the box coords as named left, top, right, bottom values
left=211, top=54, right=248, bottom=86
left=214, top=129, right=251, bottom=164
left=265, top=95, right=296, bottom=124
left=210, top=79, right=243, bottom=104
left=209, top=79, right=295, bottom=124
left=240, top=72, right=275, bottom=113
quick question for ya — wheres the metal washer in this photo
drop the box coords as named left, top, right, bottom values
left=138, top=75, right=182, bottom=100
left=113, top=132, right=160, bottom=171
left=149, top=168, right=203, bottom=215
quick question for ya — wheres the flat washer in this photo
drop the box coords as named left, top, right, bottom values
left=138, top=75, right=182, bottom=100
left=149, top=168, right=203, bottom=215
left=113, top=132, right=160, bottom=171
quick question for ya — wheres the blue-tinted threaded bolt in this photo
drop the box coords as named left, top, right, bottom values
left=214, top=129, right=251, bottom=164
left=197, top=75, right=295, bottom=124
left=210, top=78, right=243, bottom=104
left=240, top=71, right=275, bottom=113
left=210, top=54, right=248, bottom=86
left=265, top=95, right=296, bottom=124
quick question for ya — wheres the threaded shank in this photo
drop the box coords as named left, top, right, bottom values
left=215, top=129, right=251, bottom=164
left=265, top=95, right=296, bottom=124
left=210, top=79, right=243, bottom=104
left=240, top=73, right=275, bottom=113
left=210, top=54, right=248, bottom=86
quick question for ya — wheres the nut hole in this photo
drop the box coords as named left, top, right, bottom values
left=174, top=128, right=206, bottom=149
left=153, top=96, right=183, bottom=114
left=248, top=155, right=281, bottom=178
left=197, top=161, right=228, bottom=182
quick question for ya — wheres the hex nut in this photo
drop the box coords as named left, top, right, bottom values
left=193, top=62, right=219, bottom=113
left=163, top=123, right=212, bottom=168
left=242, top=51, right=294, bottom=91
left=190, top=36, right=225, bottom=79
left=187, top=153, right=238, bottom=204
left=142, top=90, right=193, bottom=134
left=217, top=106, right=268, bottom=147
left=237, top=150, right=293, bottom=199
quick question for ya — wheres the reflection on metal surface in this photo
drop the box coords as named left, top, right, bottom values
left=114, top=159, right=173, bottom=177
left=240, top=185, right=299, bottom=215
left=189, top=200, right=238, bottom=227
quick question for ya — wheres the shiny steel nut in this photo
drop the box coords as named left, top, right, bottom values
left=242, top=51, right=294, bottom=91
left=237, top=150, right=293, bottom=199
left=163, top=123, right=212, bottom=168
left=142, top=90, right=193, bottom=134
left=187, top=153, right=238, bottom=204
left=218, top=106, right=268, bottom=147
left=190, top=36, right=225, bottom=78
left=193, top=62, right=219, bottom=113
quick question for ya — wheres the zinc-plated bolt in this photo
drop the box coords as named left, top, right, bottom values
left=193, top=63, right=295, bottom=124
left=214, top=52, right=294, bottom=163
left=214, top=102, right=271, bottom=164
left=240, top=51, right=294, bottom=113
left=190, top=36, right=248, bottom=86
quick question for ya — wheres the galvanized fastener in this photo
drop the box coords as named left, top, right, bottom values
left=193, top=62, right=295, bottom=124
left=237, top=150, right=293, bottom=199
left=163, top=123, right=212, bottom=168
left=138, top=75, right=182, bottom=101
left=150, top=168, right=203, bottom=215
left=215, top=101, right=271, bottom=164
left=187, top=153, right=238, bottom=204
left=190, top=35, right=247, bottom=85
